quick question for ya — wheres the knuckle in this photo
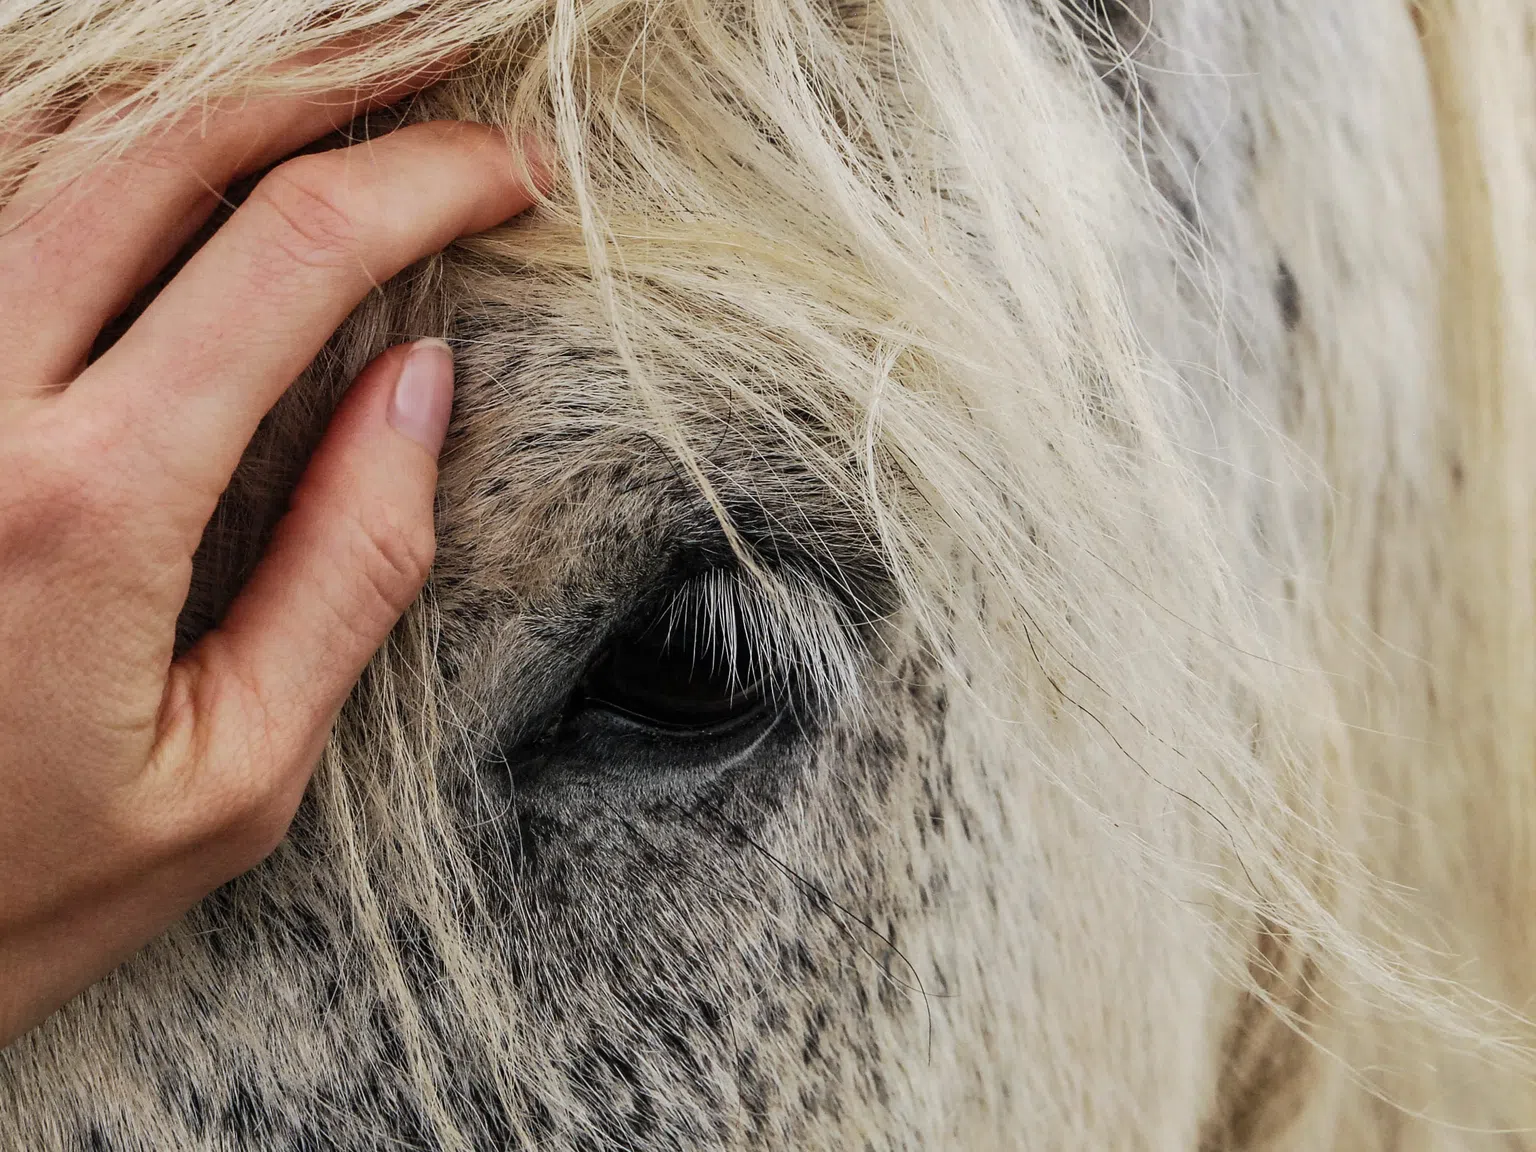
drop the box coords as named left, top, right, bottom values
left=355, top=510, right=437, bottom=616
left=303, top=496, right=437, bottom=651
left=249, top=156, right=360, bottom=269
left=177, top=774, right=296, bottom=875
left=1, top=428, right=129, bottom=541
left=221, top=791, right=298, bottom=867
left=145, top=660, right=301, bottom=869
left=5, top=453, right=84, bottom=523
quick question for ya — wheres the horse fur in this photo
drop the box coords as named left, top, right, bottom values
left=2, top=0, right=1535, bottom=1147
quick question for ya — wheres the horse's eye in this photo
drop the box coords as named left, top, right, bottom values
left=580, top=614, right=766, bottom=733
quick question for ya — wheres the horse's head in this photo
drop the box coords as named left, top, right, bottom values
left=5, top=1, right=1535, bottom=1148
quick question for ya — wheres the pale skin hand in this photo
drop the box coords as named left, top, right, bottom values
left=0, top=63, right=539, bottom=1047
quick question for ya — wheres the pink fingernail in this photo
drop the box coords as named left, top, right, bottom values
left=388, top=339, right=455, bottom=455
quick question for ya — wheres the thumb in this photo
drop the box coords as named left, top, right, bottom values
left=171, top=338, right=453, bottom=853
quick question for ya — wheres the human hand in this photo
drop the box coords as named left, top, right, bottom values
left=0, top=58, right=538, bottom=1046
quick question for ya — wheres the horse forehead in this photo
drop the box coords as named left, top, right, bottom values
left=434, top=316, right=873, bottom=584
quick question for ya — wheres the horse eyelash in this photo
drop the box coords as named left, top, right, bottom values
left=659, top=567, right=864, bottom=717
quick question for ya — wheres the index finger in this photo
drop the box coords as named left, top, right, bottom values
left=68, top=120, right=540, bottom=542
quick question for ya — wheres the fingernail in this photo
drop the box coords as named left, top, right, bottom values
left=388, top=339, right=455, bottom=455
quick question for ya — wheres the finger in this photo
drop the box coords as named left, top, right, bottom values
left=0, top=51, right=462, bottom=389
left=74, top=120, right=536, bottom=542
left=163, top=339, right=452, bottom=860
left=0, top=103, right=71, bottom=179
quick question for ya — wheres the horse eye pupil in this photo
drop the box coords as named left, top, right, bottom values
left=583, top=622, right=764, bottom=731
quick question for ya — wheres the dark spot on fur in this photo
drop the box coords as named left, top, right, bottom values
left=757, top=998, right=791, bottom=1035
left=1062, top=0, right=1151, bottom=61
left=777, top=937, right=818, bottom=980
left=1276, top=260, right=1302, bottom=331
left=802, top=1008, right=827, bottom=1065
left=218, top=1078, right=278, bottom=1145
left=694, top=998, right=724, bottom=1034
left=1161, top=183, right=1199, bottom=234
left=956, top=806, right=975, bottom=842
left=156, top=1075, right=212, bottom=1139
left=572, top=1044, right=661, bottom=1141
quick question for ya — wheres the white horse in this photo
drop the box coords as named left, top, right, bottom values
left=2, top=0, right=1534, bottom=1147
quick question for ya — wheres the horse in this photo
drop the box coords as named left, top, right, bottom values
left=2, top=0, right=1534, bottom=1147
